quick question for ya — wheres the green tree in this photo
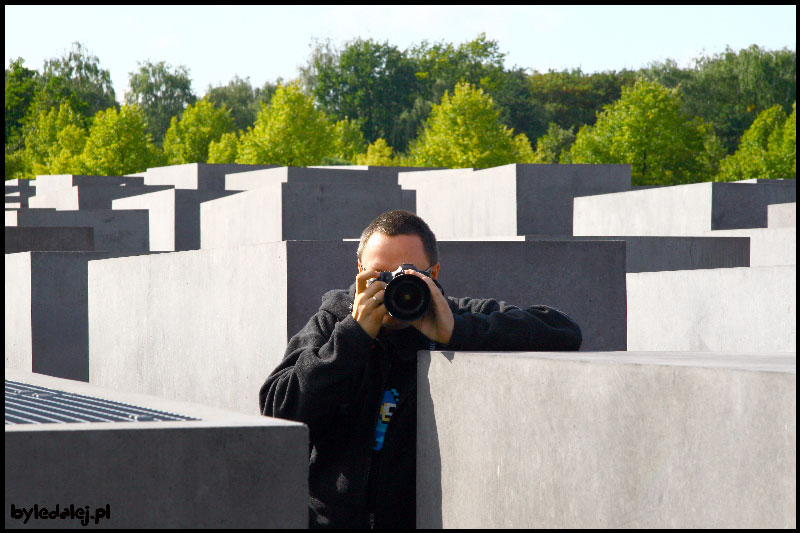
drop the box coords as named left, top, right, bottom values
left=527, top=68, right=637, bottom=143
left=532, top=122, right=576, bottom=164
left=310, top=38, right=418, bottom=149
left=717, top=103, right=796, bottom=181
left=162, top=99, right=234, bottom=165
left=356, top=138, right=396, bottom=166
left=21, top=101, right=87, bottom=177
left=39, top=42, right=117, bottom=119
left=5, top=58, right=41, bottom=152
left=570, top=79, right=725, bottom=185
left=205, top=75, right=277, bottom=132
left=644, top=46, right=796, bottom=153
left=207, top=131, right=240, bottom=164
left=236, top=83, right=335, bottom=166
left=333, top=118, right=367, bottom=163
left=80, top=104, right=162, bottom=175
left=406, top=82, right=535, bottom=168
left=125, top=60, right=196, bottom=146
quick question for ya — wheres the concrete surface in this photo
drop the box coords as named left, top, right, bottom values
left=703, top=227, right=796, bottom=266
left=143, top=163, right=277, bottom=190
left=517, top=236, right=751, bottom=273
left=574, top=181, right=797, bottom=236
left=88, top=239, right=625, bottom=414
left=112, top=188, right=240, bottom=251
left=28, top=184, right=174, bottom=210
left=417, top=350, right=796, bottom=528
left=225, top=165, right=401, bottom=190
left=5, top=227, right=94, bottom=253
left=33, top=175, right=144, bottom=194
left=5, top=179, right=36, bottom=208
left=627, top=266, right=796, bottom=352
left=769, top=202, right=796, bottom=228
left=401, top=164, right=631, bottom=238
left=5, top=369, right=308, bottom=529
left=201, top=181, right=408, bottom=248
left=8, top=209, right=149, bottom=252
left=5, top=251, right=154, bottom=382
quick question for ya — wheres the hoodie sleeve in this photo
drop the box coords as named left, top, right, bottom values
left=444, top=297, right=582, bottom=352
left=259, top=307, right=374, bottom=433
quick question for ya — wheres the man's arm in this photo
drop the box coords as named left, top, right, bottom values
left=259, top=309, right=373, bottom=435
left=444, top=297, right=583, bottom=352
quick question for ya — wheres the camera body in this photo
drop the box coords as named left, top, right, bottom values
left=368, top=264, right=432, bottom=321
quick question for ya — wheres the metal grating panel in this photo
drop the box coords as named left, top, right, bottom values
left=5, top=380, right=199, bottom=424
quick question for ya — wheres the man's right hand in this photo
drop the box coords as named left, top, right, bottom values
left=352, top=270, right=388, bottom=339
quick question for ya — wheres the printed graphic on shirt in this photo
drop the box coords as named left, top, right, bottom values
left=373, top=388, right=400, bottom=451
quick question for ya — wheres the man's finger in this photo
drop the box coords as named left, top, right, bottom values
left=356, top=269, right=378, bottom=295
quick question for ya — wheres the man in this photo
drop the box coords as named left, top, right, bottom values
left=260, top=210, right=582, bottom=529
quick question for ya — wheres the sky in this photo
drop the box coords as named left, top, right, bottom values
left=5, top=5, right=797, bottom=100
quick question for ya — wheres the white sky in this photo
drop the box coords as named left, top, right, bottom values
left=5, top=5, right=797, bottom=100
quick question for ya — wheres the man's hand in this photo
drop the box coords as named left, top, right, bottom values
left=405, top=269, right=454, bottom=345
left=352, top=270, right=388, bottom=339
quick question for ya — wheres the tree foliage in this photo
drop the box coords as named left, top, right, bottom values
left=236, top=83, right=335, bottom=166
left=569, top=79, right=725, bottom=185
left=406, top=82, right=535, bottom=168
left=80, top=104, right=162, bottom=175
left=163, top=99, right=234, bottom=165
left=356, top=138, right=396, bottom=166
left=125, top=60, right=196, bottom=146
left=717, top=103, right=796, bottom=181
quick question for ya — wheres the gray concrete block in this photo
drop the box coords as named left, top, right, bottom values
left=402, top=164, right=631, bottom=238
left=144, top=163, right=278, bottom=190
left=627, top=266, right=796, bottom=352
left=574, top=181, right=797, bottom=236
left=5, top=179, right=36, bottom=208
left=88, top=240, right=624, bottom=414
left=5, top=226, right=94, bottom=253
left=28, top=184, right=174, bottom=210
left=417, top=350, right=796, bottom=528
left=201, top=181, right=407, bottom=248
left=5, top=251, right=154, bottom=382
left=113, top=188, right=240, bottom=251
left=769, top=202, right=796, bottom=228
left=521, top=236, right=750, bottom=273
left=225, top=165, right=401, bottom=190
left=10, top=209, right=149, bottom=252
left=703, top=227, right=796, bottom=266
left=5, top=369, right=308, bottom=529
left=34, top=174, right=144, bottom=195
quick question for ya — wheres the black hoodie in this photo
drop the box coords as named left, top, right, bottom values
left=259, top=282, right=582, bottom=529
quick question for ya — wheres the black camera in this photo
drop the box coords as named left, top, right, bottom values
left=368, top=264, right=432, bottom=322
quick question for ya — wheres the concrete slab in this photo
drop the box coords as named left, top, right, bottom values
left=201, top=181, right=407, bottom=247
left=574, top=181, right=797, bottom=236
left=5, top=226, right=94, bottom=253
left=28, top=184, right=173, bottom=210
left=627, top=266, right=796, bottom=352
left=417, top=350, right=796, bottom=528
left=521, top=236, right=750, bottom=273
left=703, top=227, right=796, bottom=266
left=4, top=179, right=36, bottom=208
left=5, top=369, right=308, bottom=528
left=224, top=165, right=400, bottom=190
left=769, top=202, right=796, bottom=228
left=144, top=163, right=278, bottom=190
left=33, top=175, right=144, bottom=195
left=88, top=239, right=625, bottom=414
left=112, top=188, right=240, bottom=251
left=5, top=251, right=156, bottom=382
left=402, top=164, right=631, bottom=238
left=8, top=208, right=149, bottom=252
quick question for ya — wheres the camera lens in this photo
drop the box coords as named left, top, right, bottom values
left=383, top=274, right=431, bottom=321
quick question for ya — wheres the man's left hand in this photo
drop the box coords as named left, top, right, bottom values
left=405, top=269, right=454, bottom=345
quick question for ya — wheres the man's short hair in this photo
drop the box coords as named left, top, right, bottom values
left=357, top=210, right=439, bottom=266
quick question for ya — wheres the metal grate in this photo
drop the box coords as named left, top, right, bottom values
left=5, top=380, right=199, bottom=425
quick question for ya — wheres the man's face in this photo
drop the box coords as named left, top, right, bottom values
left=358, top=232, right=440, bottom=330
